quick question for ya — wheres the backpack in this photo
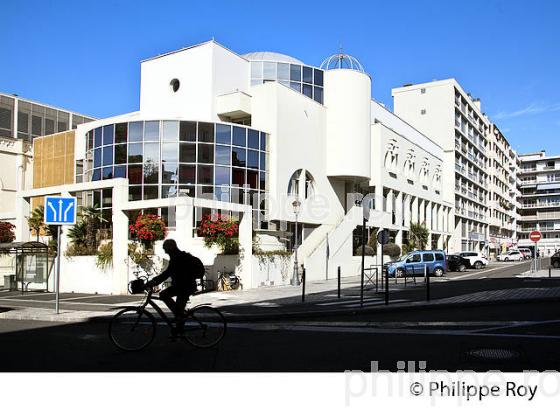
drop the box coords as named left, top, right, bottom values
left=185, top=252, right=205, bottom=279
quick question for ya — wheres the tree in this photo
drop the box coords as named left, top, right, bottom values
left=80, top=206, right=106, bottom=251
left=409, top=222, right=429, bottom=250
left=26, top=205, right=55, bottom=240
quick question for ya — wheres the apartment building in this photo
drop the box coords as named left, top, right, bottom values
left=0, top=92, right=95, bottom=224
left=487, top=124, right=519, bottom=257
left=517, top=151, right=560, bottom=255
left=392, top=79, right=491, bottom=253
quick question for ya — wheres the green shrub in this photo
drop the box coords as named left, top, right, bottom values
left=96, top=242, right=113, bottom=269
left=383, top=243, right=401, bottom=258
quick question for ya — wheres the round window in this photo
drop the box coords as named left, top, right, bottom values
left=170, top=78, right=180, bottom=92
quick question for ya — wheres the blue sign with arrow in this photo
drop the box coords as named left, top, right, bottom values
left=44, top=196, right=77, bottom=225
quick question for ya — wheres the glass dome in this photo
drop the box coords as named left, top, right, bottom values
left=242, top=51, right=304, bottom=65
left=320, top=53, right=365, bottom=73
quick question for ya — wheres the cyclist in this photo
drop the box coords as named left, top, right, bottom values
left=146, top=239, right=202, bottom=335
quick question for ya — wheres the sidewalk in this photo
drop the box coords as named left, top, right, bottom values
left=2, top=273, right=560, bottom=323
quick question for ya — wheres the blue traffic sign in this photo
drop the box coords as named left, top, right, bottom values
left=44, top=196, right=77, bottom=225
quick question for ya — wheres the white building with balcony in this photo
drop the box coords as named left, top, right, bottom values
left=14, top=40, right=453, bottom=294
left=517, top=151, right=560, bottom=255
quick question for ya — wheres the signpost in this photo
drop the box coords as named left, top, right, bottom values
left=529, top=231, right=542, bottom=273
left=377, top=229, right=390, bottom=305
left=44, top=196, right=77, bottom=314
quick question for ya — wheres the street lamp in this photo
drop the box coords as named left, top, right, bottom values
left=292, top=199, right=301, bottom=286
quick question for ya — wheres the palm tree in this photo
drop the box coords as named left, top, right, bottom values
left=409, top=222, right=429, bottom=250
left=26, top=205, right=55, bottom=241
left=80, top=206, right=106, bottom=251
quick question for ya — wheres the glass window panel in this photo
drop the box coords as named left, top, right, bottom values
left=303, top=84, right=313, bottom=98
left=198, top=186, right=214, bottom=198
left=260, top=171, right=266, bottom=191
left=93, top=190, right=101, bottom=207
left=144, top=121, right=159, bottom=141
left=198, top=122, right=214, bottom=143
left=162, top=185, right=178, bottom=198
left=162, top=121, right=179, bottom=141
left=128, top=121, right=143, bottom=142
left=277, top=63, right=290, bottom=80
left=87, top=131, right=93, bottom=150
left=251, top=79, right=263, bottom=86
left=230, top=188, right=242, bottom=203
left=179, top=165, right=196, bottom=184
left=102, top=145, right=113, bottom=166
left=102, top=167, right=113, bottom=180
left=198, top=144, right=214, bottom=163
left=115, top=144, right=127, bottom=164
left=279, top=80, right=290, bottom=88
left=94, top=127, right=102, bottom=147
left=247, top=150, right=259, bottom=169
left=143, top=162, right=159, bottom=184
left=232, top=147, right=246, bottom=167
left=128, top=186, right=142, bottom=201
left=215, top=145, right=231, bottom=165
left=216, top=124, right=231, bottom=144
left=128, top=143, right=142, bottom=163
left=144, top=142, right=159, bottom=163
left=232, top=168, right=245, bottom=186
left=115, top=123, right=127, bottom=143
left=290, top=82, right=301, bottom=92
left=232, top=126, right=246, bottom=146
left=248, top=129, right=259, bottom=149
left=93, top=148, right=101, bottom=168
left=197, top=165, right=213, bottom=184
left=313, top=69, right=324, bottom=86
left=114, top=165, right=126, bottom=178
left=179, top=142, right=196, bottom=163
left=143, top=186, right=158, bottom=200
left=179, top=121, right=196, bottom=142
left=161, top=162, right=178, bottom=184
left=92, top=169, right=101, bottom=181
left=290, top=64, right=301, bottom=81
left=215, top=166, right=230, bottom=186
left=102, top=188, right=113, bottom=207
left=31, top=115, right=42, bottom=135
left=214, top=186, right=230, bottom=202
left=178, top=185, right=195, bottom=197
left=103, top=125, right=114, bottom=145
left=57, top=121, right=68, bottom=132
left=251, top=62, right=263, bottom=78
left=162, top=142, right=179, bottom=163
left=303, top=66, right=313, bottom=83
left=263, top=62, right=276, bottom=80
left=247, top=170, right=258, bottom=189
left=260, top=152, right=266, bottom=170
left=17, top=111, right=29, bottom=133
left=313, top=86, right=323, bottom=104
left=260, top=132, right=266, bottom=151
left=128, top=165, right=142, bottom=184
left=45, top=118, right=54, bottom=135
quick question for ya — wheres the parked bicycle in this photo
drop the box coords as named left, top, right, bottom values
left=109, top=279, right=226, bottom=351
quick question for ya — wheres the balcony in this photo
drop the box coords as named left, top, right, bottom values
left=216, top=91, right=252, bottom=120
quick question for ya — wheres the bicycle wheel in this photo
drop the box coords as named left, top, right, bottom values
left=183, top=306, right=226, bottom=348
left=109, top=307, right=156, bottom=351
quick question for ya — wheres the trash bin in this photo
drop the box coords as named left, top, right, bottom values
left=4, top=274, right=16, bottom=291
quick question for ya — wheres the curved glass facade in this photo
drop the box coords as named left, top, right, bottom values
left=85, top=120, right=268, bottom=228
left=250, top=61, right=324, bottom=104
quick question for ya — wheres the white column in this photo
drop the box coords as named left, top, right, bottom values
left=411, top=197, right=419, bottom=224
left=395, top=191, right=403, bottom=228
left=175, top=198, right=194, bottom=250
left=387, top=189, right=394, bottom=225
left=426, top=201, right=432, bottom=230
left=15, top=195, right=31, bottom=241
left=238, top=207, right=253, bottom=289
left=111, top=179, right=130, bottom=295
left=404, top=194, right=411, bottom=227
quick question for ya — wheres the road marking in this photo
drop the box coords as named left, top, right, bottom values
left=449, top=263, right=526, bottom=280
left=0, top=298, right=122, bottom=307
left=318, top=298, right=374, bottom=306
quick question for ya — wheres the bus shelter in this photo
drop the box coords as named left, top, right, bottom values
left=0, top=241, right=50, bottom=293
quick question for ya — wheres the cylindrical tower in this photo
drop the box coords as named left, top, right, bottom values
left=322, top=54, right=371, bottom=180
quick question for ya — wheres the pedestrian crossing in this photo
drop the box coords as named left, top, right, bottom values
left=315, top=297, right=409, bottom=308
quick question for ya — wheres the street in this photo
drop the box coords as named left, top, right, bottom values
left=1, top=259, right=560, bottom=372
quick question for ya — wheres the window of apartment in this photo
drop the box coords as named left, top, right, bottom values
left=420, top=109, right=426, bottom=115
left=420, top=88, right=426, bottom=94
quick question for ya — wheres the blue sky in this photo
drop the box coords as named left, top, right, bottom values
left=3, top=0, right=559, bottom=154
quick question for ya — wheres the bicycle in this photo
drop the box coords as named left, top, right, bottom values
left=109, top=279, right=227, bottom=351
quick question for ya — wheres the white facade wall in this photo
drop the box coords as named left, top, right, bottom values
left=0, top=138, right=33, bottom=222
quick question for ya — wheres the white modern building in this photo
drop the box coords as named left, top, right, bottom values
left=392, top=79, right=494, bottom=253
left=14, top=40, right=453, bottom=294
left=0, top=92, right=94, bottom=223
left=517, top=151, right=560, bottom=256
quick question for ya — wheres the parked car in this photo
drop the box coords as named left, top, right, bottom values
left=497, top=250, right=524, bottom=262
left=552, top=252, right=560, bottom=269
left=447, top=254, right=469, bottom=272
left=518, top=248, right=533, bottom=260
left=385, top=250, right=447, bottom=278
left=458, top=252, right=488, bottom=269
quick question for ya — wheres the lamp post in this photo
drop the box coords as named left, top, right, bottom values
left=292, top=199, right=301, bottom=286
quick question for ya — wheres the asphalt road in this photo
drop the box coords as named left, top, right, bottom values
left=1, top=299, right=560, bottom=372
